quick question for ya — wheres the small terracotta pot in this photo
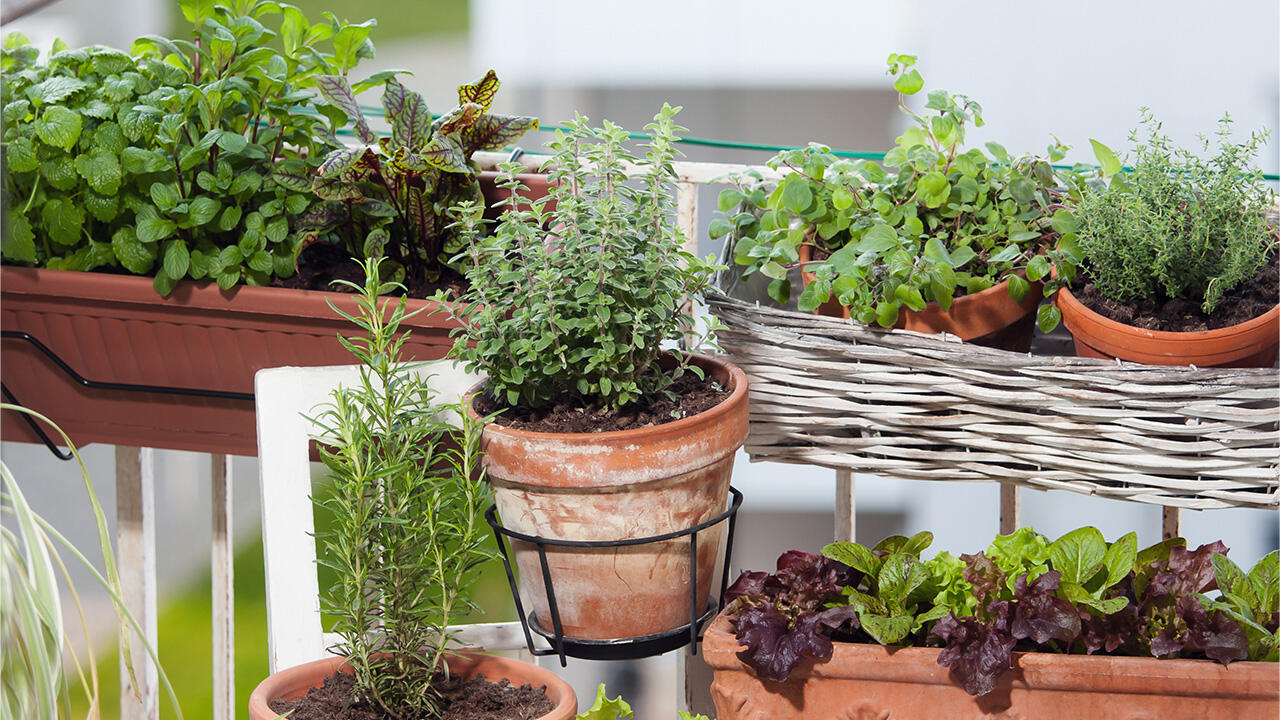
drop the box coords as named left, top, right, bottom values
left=469, top=354, right=748, bottom=640
left=797, top=245, right=1043, bottom=351
left=1055, top=285, right=1280, bottom=368
left=247, top=652, right=577, bottom=720
left=701, top=612, right=1279, bottom=720
left=479, top=171, right=555, bottom=220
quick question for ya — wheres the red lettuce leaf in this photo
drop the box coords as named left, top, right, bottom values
left=930, top=605, right=1015, bottom=697
left=1010, top=571, right=1081, bottom=645
left=733, top=606, right=834, bottom=683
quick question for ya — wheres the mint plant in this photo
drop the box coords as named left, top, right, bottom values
left=443, top=104, right=720, bottom=412
left=724, top=526, right=1265, bottom=696
left=713, top=54, right=1081, bottom=332
left=1, top=1, right=379, bottom=294
left=310, top=257, right=493, bottom=716
left=1071, top=110, right=1276, bottom=316
left=302, top=70, right=537, bottom=287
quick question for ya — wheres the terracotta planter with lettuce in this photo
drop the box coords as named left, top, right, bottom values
left=702, top=612, right=1278, bottom=720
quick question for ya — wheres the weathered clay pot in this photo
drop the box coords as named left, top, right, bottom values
left=479, top=170, right=555, bottom=220
left=701, top=613, right=1279, bottom=719
left=797, top=245, right=1043, bottom=351
left=0, top=266, right=457, bottom=455
left=470, top=354, right=749, bottom=641
left=1055, top=285, right=1280, bottom=368
left=247, top=652, right=577, bottom=720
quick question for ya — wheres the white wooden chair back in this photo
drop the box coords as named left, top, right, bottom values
left=254, top=361, right=532, bottom=672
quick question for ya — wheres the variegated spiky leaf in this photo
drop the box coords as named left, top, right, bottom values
left=463, top=113, right=538, bottom=153
left=456, top=69, right=499, bottom=113
left=392, top=86, right=431, bottom=150
left=296, top=200, right=350, bottom=231
left=405, top=187, right=434, bottom=245
left=270, top=159, right=313, bottom=191
left=315, top=74, right=375, bottom=144
left=312, top=177, right=363, bottom=201
left=317, top=147, right=380, bottom=184
left=418, top=134, right=469, bottom=175
left=434, top=103, right=483, bottom=138
left=388, top=147, right=432, bottom=176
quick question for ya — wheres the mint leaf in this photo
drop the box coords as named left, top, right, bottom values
left=111, top=226, right=157, bottom=274
left=34, top=105, right=82, bottom=149
left=74, top=147, right=123, bottom=195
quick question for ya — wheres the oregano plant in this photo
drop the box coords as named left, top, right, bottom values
left=714, top=53, right=1081, bottom=332
left=300, top=70, right=537, bottom=288
left=442, top=104, right=720, bottom=413
left=310, top=256, right=493, bottom=716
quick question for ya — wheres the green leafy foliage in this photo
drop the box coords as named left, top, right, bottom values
left=302, top=70, right=537, bottom=288
left=1196, top=551, right=1279, bottom=662
left=442, top=105, right=721, bottom=413
left=1, top=4, right=378, bottom=293
left=1070, top=110, right=1276, bottom=315
left=726, top=526, right=1270, bottom=696
left=575, top=684, right=711, bottom=720
left=715, top=54, right=1078, bottom=329
left=310, top=257, right=494, bottom=716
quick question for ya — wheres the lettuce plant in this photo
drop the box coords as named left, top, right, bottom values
left=724, top=527, right=1271, bottom=697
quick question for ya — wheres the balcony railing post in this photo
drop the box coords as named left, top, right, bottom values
left=1000, top=484, right=1020, bottom=535
left=116, top=446, right=158, bottom=720
left=835, top=469, right=856, bottom=542
left=211, top=453, right=235, bottom=720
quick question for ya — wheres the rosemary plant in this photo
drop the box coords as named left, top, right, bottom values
left=443, top=104, right=720, bottom=413
left=1074, top=110, right=1276, bottom=314
left=310, top=257, right=493, bottom=717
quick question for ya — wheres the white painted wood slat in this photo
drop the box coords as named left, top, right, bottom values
left=116, top=446, right=158, bottom=720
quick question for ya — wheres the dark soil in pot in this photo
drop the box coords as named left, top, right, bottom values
left=473, top=370, right=730, bottom=433
left=276, top=241, right=468, bottom=299
left=267, top=671, right=553, bottom=720
left=1070, top=253, right=1278, bottom=332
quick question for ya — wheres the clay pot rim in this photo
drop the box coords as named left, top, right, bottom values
left=1055, top=283, right=1280, bottom=340
left=465, top=352, right=747, bottom=442
left=0, top=265, right=459, bottom=325
left=248, top=651, right=577, bottom=720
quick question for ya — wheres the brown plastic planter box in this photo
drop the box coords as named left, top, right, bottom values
left=701, top=612, right=1279, bottom=720
left=1, top=266, right=460, bottom=456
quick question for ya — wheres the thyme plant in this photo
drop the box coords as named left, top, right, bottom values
left=1073, top=110, right=1276, bottom=315
left=443, top=104, right=719, bottom=413
left=311, top=257, right=492, bottom=717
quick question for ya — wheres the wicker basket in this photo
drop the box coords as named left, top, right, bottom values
left=707, top=292, right=1279, bottom=510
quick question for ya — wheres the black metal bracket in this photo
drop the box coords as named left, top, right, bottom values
left=1, top=330, right=254, bottom=460
left=487, top=485, right=743, bottom=666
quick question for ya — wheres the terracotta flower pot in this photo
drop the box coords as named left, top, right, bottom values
left=701, top=612, right=1279, bottom=720
left=1055, top=285, right=1280, bottom=368
left=247, top=652, right=577, bottom=720
left=0, top=266, right=458, bottom=455
left=797, top=245, right=1043, bottom=351
left=470, top=354, right=749, bottom=641
left=479, top=170, right=556, bottom=220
